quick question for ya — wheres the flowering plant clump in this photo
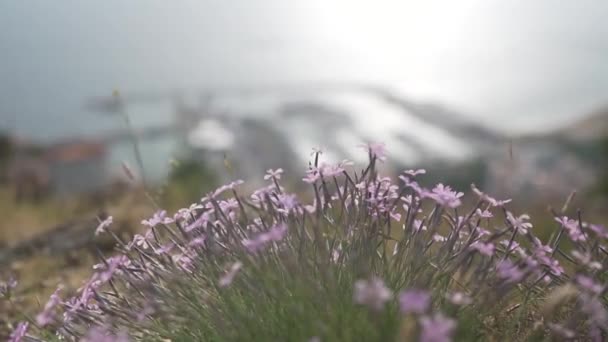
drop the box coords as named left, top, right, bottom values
left=5, top=144, right=608, bottom=341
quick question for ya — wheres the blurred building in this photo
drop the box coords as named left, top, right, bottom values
left=44, top=140, right=108, bottom=196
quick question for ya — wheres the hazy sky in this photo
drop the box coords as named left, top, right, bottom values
left=2, top=1, right=608, bottom=139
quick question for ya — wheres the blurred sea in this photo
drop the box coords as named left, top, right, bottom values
left=2, top=1, right=608, bottom=181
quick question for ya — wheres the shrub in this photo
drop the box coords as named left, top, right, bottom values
left=4, top=143, right=608, bottom=341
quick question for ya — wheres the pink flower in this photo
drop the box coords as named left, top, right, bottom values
left=353, top=277, right=392, bottom=311
left=404, top=169, right=426, bottom=177
left=425, top=184, right=463, bottom=208
left=399, top=289, right=430, bottom=314
left=506, top=212, right=533, bottom=235
left=95, top=216, right=113, bottom=236
left=446, top=292, right=472, bottom=306
left=576, top=275, right=604, bottom=294
left=419, top=313, right=457, bottom=342
left=141, top=210, right=173, bottom=227
left=469, top=241, right=495, bottom=257
left=36, top=285, right=63, bottom=326
left=219, top=261, right=243, bottom=288
left=303, top=168, right=321, bottom=184
left=359, top=142, right=388, bottom=162
left=264, top=168, right=284, bottom=180
left=471, top=184, right=511, bottom=207
left=9, top=322, right=28, bottom=342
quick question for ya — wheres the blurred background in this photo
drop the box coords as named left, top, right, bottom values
left=1, top=0, right=608, bottom=317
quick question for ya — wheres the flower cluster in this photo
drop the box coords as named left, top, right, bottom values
left=6, top=143, right=608, bottom=341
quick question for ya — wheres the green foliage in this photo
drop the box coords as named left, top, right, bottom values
left=161, top=159, right=218, bottom=207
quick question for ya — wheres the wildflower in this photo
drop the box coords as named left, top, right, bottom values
left=588, top=223, right=608, bottom=238
left=475, top=208, right=493, bottom=218
left=506, top=212, right=533, bottom=235
left=432, top=234, right=447, bottom=242
left=399, top=289, right=430, bottom=314
left=419, top=313, right=457, bottom=342
left=154, top=242, right=175, bottom=255
left=188, top=237, right=206, bottom=248
left=173, top=254, right=194, bottom=273
left=141, top=210, right=173, bottom=227
left=425, top=184, right=463, bottom=208
left=338, top=159, right=354, bottom=168
left=447, top=292, right=472, bottom=306
left=9, top=322, right=29, bottom=342
left=470, top=184, right=511, bottom=207
left=576, top=275, right=604, bottom=294
left=496, top=260, right=525, bottom=283
left=470, top=241, right=495, bottom=257
left=129, top=231, right=153, bottom=250
left=219, top=261, right=243, bottom=288
left=0, top=276, right=17, bottom=298
left=359, top=142, right=387, bottom=162
left=303, top=168, right=321, bottom=184
left=580, top=293, right=608, bottom=326
left=95, top=216, right=113, bottom=236
left=36, top=285, right=63, bottom=327
left=500, top=240, right=526, bottom=257
left=242, top=223, right=288, bottom=253
left=413, top=220, right=427, bottom=232
left=82, top=326, right=129, bottom=342
left=404, top=169, right=426, bottom=177
left=277, top=193, right=298, bottom=212
left=571, top=250, right=602, bottom=270
left=264, top=168, right=284, bottom=180
left=547, top=323, right=575, bottom=339
left=353, top=277, right=392, bottom=311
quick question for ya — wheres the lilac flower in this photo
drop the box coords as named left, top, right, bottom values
left=496, top=260, right=525, bottom=283
left=555, top=216, right=587, bottom=242
left=576, top=275, right=604, bottom=294
left=154, top=242, right=175, bottom=255
left=469, top=241, right=495, bottom=257
left=338, top=159, right=354, bottom=168
left=0, top=276, right=17, bottom=298
left=353, top=277, right=392, bottom=311
left=303, top=168, right=321, bottom=184
left=188, top=236, right=207, bottom=248
left=9, top=322, right=29, bottom=342
left=276, top=193, right=298, bottom=213
left=446, top=292, right=472, bottom=306
left=98, top=255, right=129, bottom=283
left=432, top=234, right=447, bottom=242
left=95, top=216, right=113, bottom=236
left=425, top=184, right=463, bottom=208
left=398, top=289, right=430, bottom=314
left=404, top=169, right=426, bottom=177
left=264, top=168, right=284, bottom=180
left=359, top=142, right=387, bottom=162
left=129, top=231, right=153, bottom=250
left=470, top=184, right=511, bottom=207
left=36, top=285, right=63, bottom=326
left=173, top=253, right=194, bottom=273
left=141, top=210, right=173, bottom=227
left=219, top=261, right=243, bottom=288
left=242, top=223, right=288, bottom=253
left=588, top=223, right=608, bottom=238
left=571, top=250, right=602, bottom=270
left=500, top=240, right=526, bottom=257
left=548, top=323, right=575, bottom=339
left=419, top=313, right=457, bottom=342
left=83, top=326, right=129, bottom=342
left=506, top=212, right=533, bottom=235
left=475, top=208, right=493, bottom=219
